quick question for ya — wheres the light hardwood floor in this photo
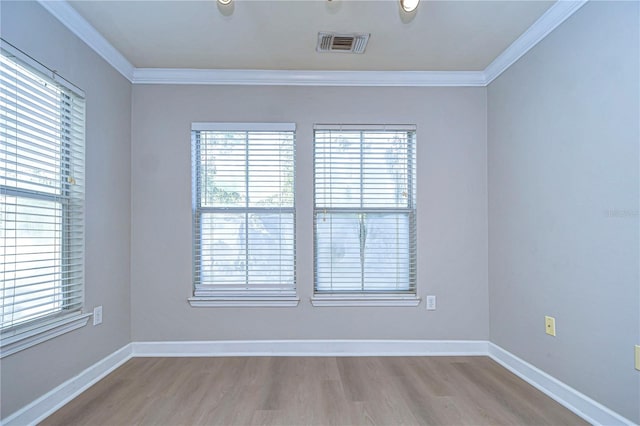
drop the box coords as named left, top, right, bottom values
left=42, top=356, right=588, bottom=426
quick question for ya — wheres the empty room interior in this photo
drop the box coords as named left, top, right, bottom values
left=0, top=0, right=639, bottom=424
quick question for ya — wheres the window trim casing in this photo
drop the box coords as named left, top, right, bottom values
left=188, top=122, right=299, bottom=307
left=311, top=124, right=419, bottom=306
left=0, top=312, right=91, bottom=358
left=309, top=294, right=421, bottom=307
left=0, top=39, right=88, bottom=357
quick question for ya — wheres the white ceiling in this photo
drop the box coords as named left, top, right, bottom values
left=67, top=0, right=554, bottom=71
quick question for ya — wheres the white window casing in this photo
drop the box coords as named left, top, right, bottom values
left=312, top=124, right=418, bottom=306
left=1, top=40, right=87, bottom=357
left=190, top=123, right=298, bottom=307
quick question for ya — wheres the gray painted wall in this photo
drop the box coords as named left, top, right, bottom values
left=0, top=2, right=132, bottom=417
left=130, top=85, right=489, bottom=342
left=3, top=0, right=638, bottom=422
left=487, top=1, right=640, bottom=422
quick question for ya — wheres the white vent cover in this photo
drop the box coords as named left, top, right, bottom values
left=317, top=32, right=370, bottom=54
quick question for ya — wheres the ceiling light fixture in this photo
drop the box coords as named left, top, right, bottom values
left=218, top=0, right=232, bottom=5
left=400, top=0, right=419, bottom=13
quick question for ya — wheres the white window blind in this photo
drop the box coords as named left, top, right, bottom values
left=191, top=123, right=296, bottom=301
left=314, top=124, right=416, bottom=295
left=1, top=43, right=85, bottom=332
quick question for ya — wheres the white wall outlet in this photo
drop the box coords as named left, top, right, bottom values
left=426, top=295, right=436, bottom=311
left=93, top=306, right=103, bottom=326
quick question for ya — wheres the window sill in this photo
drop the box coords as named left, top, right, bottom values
left=0, top=312, right=92, bottom=358
left=310, top=295, right=421, bottom=307
left=188, top=296, right=300, bottom=307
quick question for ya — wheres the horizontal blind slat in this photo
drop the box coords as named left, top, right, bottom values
left=1, top=287, right=83, bottom=306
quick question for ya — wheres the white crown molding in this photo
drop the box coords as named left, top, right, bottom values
left=36, top=0, right=135, bottom=82
left=37, top=0, right=588, bottom=87
left=3, top=341, right=634, bottom=425
left=484, top=0, right=588, bottom=84
left=488, top=343, right=635, bottom=426
left=2, top=344, right=133, bottom=426
left=131, top=68, right=487, bottom=87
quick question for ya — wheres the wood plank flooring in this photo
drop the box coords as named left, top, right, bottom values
left=41, top=356, right=588, bottom=426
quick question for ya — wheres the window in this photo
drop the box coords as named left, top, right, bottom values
left=312, top=125, right=418, bottom=306
left=190, top=123, right=298, bottom=307
left=1, top=41, right=87, bottom=357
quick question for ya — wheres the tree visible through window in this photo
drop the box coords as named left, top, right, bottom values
left=191, top=123, right=296, bottom=302
left=313, top=125, right=416, bottom=295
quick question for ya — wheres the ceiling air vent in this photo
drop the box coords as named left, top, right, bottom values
left=317, top=32, right=370, bottom=54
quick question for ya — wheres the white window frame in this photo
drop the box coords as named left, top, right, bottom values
left=311, top=124, right=419, bottom=307
left=189, top=122, right=299, bottom=307
left=0, top=40, right=89, bottom=358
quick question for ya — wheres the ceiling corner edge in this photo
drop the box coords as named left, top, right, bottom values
left=484, top=0, right=588, bottom=85
left=37, top=0, right=135, bottom=82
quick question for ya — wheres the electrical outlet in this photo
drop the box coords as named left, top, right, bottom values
left=635, top=345, right=640, bottom=371
left=544, top=316, right=556, bottom=336
left=93, top=306, right=103, bottom=326
left=426, top=295, right=436, bottom=311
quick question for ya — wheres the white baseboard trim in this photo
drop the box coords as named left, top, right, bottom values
left=4, top=340, right=634, bottom=426
left=132, top=339, right=489, bottom=357
left=487, top=343, right=636, bottom=426
left=2, top=344, right=133, bottom=426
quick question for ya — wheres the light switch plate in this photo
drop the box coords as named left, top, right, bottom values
left=635, top=345, right=640, bottom=371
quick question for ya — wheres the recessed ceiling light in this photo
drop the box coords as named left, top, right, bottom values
left=218, top=0, right=232, bottom=5
left=400, top=0, right=419, bottom=13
